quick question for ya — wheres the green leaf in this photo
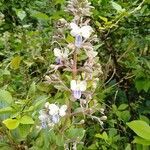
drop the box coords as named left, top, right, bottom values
left=135, top=78, right=150, bottom=92
left=125, top=144, right=131, bottom=150
left=0, top=107, right=14, bottom=114
left=15, top=9, right=26, bottom=20
left=118, top=104, right=128, bottom=110
left=66, top=35, right=74, bottom=43
left=111, top=1, right=123, bottom=12
left=66, top=127, right=85, bottom=141
left=133, top=136, right=150, bottom=146
left=99, top=16, right=108, bottom=22
left=95, top=132, right=108, bottom=141
left=28, top=82, right=36, bottom=97
left=18, top=124, right=31, bottom=138
left=3, top=118, right=19, bottom=130
left=31, top=11, right=49, bottom=20
left=0, top=90, right=13, bottom=107
left=10, top=56, right=22, bottom=70
left=127, top=120, right=150, bottom=140
left=102, top=132, right=108, bottom=140
left=19, top=115, right=34, bottom=124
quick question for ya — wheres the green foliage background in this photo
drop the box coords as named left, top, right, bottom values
left=0, top=0, right=149, bottom=149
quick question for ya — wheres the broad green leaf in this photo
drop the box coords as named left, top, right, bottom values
left=3, top=118, right=19, bottom=130
left=133, top=136, right=150, bottom=146
left=18, top=124, right=31, bottom=138
left=111, top=1, right=123, bottom=12
left=127, top=120, right=150, bottom=140
left=135, top=78, right=150, bottom=92
left=19, top=115, right=34, bottom=124
left=118, top=104, right=128, bottom=110
left=66, top=127, right=85, bottom=141
left=10, top=56, right=22, bottom=70
left=0, top=90, right=13, bottom=107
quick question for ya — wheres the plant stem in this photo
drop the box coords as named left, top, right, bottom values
left=73, top=49, right=77, bottom=79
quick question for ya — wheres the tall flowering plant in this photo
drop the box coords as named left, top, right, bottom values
left=38, top=0, right=107, bottom=148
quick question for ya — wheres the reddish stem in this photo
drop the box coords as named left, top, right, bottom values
left=73, top=49, right=77, bottom=79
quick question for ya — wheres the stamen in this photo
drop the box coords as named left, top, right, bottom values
left=75, top=35, right=82, bottom=48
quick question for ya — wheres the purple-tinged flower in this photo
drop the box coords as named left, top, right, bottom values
left=54, top=48, right=69, bottom=64
left=41, top=121, right=47, bottom=128
left=70, top=80, right=87, bottom=99
left=51, top=114, right=60, bottom=124
left=70, top=22, right=93, bottom=47
left=75, top=34, right=82, bottom=48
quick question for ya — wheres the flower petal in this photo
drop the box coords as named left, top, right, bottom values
left=49, top=104, right=59, bottom=115
left=79, top=81, right=87, bottom=91
left=59, top=105, right=67, bottom=117
left=73, top=90, right=82, bottom=99
left=54, top=48, right=62, bottom=57
left=51, top=114, right=60, bottom=124
left=70, top=80, right=77, bottom=90
left=70, top=23, right=80, bottom=37
left=63, top=49, right=69, bottom=58
left=80, top=26, right=93, bottom=39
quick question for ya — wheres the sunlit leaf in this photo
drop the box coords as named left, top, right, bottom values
left=10, top=56, right=22, bottom=70
left=127, top=120, right=150, bottom=140
left=3, top=118, right=19, bottom=130
left=19, top=115, right=34, bottom=124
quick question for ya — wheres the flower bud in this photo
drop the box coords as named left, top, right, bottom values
left=100, top=116, right=107, bottom=121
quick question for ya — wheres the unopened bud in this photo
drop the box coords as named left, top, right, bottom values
left=100, top=116, right=107, bottom=121
left=44, top=102, right=50, bottom=109
left=100, top=108, right=105, bottom=114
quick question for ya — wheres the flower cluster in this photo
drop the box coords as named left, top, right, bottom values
left=44, top=0, right=106, bottom=131
left=38, top=102, right=67, bottom=128
left=66, top=0, right=93, bottom=17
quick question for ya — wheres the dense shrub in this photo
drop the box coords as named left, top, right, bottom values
left=0, top=0, right=149, bottom=149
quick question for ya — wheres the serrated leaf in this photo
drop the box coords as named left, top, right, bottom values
left=20, top=115, right=34, bottom=124
left=3, top=118, right=19, bottom=130
left=10, top=56, right=22, bottom=70
left=127, top=120, right=150, bottom=140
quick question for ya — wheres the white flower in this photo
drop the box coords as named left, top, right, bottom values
left=51, top=114, right=60, bottom=124
left=70, top=23, right=93, bottom=39
left=54, top=48, right=69, bottom=59
left=70, top=80, right=87, bottom=99
left=38, top=113, right=48, bottom=122
left=59, top=105, right=67, bottom=117
left=49, top=104, right=59, bottom=115
left=70, top=80, right=87, bottom=91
